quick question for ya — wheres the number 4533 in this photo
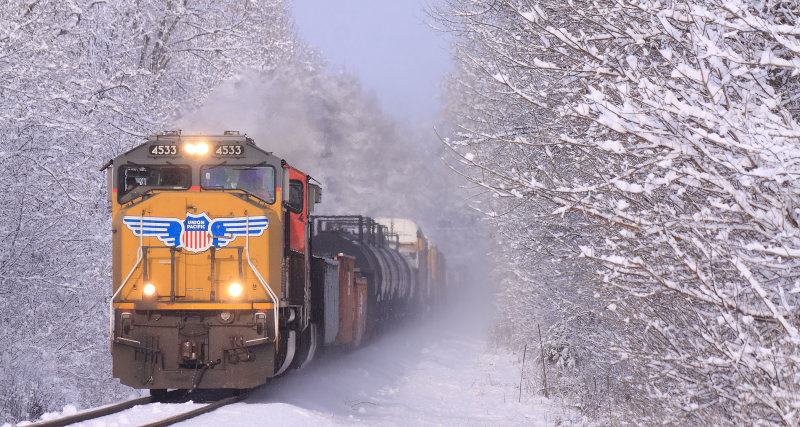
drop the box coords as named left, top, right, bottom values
left=216, top=145, right=243, bottom=155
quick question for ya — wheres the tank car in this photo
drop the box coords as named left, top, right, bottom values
left=310, top=216, right=416, bottom=329
left=373, top=218, right=447, bottom=311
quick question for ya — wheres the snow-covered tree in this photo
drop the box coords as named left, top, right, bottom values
left=439, top=0, right=800, bottom=424
left=0, top=1, right=294, bottom=421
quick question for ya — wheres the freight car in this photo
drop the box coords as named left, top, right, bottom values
left=374, top=217, right=448, bottom=310
left=104, top=131, right=445, bottom=394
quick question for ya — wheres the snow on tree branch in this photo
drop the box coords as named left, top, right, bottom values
left=439, top=0, right=800, bottom=423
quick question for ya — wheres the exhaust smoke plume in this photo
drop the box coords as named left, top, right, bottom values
left=177, top=58, right=488, bottom=303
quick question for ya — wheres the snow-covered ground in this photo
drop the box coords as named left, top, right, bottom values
left=16, top=302, right=571, bottom=426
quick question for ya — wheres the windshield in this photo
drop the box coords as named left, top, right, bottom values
left=201, top=165, right=275, bottom=203
left=118, top=165, right=191, bottom=203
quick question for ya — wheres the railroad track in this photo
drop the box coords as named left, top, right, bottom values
left=30, top=390, right=247, bottom=427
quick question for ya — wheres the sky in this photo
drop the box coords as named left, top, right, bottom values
left=290, top=0, right=451, bottom=122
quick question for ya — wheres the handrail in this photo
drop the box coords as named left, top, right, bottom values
left=109, top=213, right=144, bottom=350
left=244, top=213, right=280, bottom=342
left=109, top=213, right=280, bottom=347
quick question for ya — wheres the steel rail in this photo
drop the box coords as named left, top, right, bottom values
left=28, top=390, right=244, bottom=427
left=140, top=393, right=247, bottom=427
left=29, top=390, right=183, bottom=427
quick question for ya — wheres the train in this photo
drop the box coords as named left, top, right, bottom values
left=104, top=131, right=447, bottom=393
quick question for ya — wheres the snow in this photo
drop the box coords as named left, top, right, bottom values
left=188, top=308, right=567, bottom=426
left=612, top=180, right=644, bottom=194
left=14, top=305, right=567, bottom=426
left=492, top=73, right=508, bottom=84
left=598, top=140, right=625, bottom=154
left=195, top=348, right=553, bottom=424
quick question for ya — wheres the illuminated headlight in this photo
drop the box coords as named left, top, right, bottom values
left=143, top=283, right=156, bottom=297
left=184, top=142, right=209, bottom=156
left=227, top=282, right=243, bottom=298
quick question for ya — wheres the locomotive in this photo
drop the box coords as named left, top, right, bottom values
left=104, top=131, right=446, bottom=393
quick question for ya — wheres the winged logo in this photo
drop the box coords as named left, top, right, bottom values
left=122, top=212, right=269, bottom=253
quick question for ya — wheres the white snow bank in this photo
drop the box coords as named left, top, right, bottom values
left=184, top=309, right=568, bottom=426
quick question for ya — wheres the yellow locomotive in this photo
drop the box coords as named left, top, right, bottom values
left=106, top=131, right=320, bottom=391
left=105, top=131, right=447, bottom=394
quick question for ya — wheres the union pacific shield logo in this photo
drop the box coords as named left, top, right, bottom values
left=181, top=213, right=212, bottom=252
left=122, top=212, right=269, bottom=253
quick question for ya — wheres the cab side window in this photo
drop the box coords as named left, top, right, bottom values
left=287, top=180, right=304, bottom=213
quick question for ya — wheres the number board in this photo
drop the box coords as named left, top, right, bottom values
left=150, top=145, right=177, bottom=156
left=215, top=144, right=244, bottom=156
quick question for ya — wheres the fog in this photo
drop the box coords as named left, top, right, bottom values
left=176, top=61, right=491, bottom=302
left=170, top=59, right=503, bottom=423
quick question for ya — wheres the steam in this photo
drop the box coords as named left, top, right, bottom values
left=176, top=59, right=489, bottom=305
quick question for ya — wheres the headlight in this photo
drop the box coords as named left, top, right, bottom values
left=143, top=283, right=156, bottom=296
left=184, top=142, right=208, bottom=156
left=228, top=282, right=243, bottom=298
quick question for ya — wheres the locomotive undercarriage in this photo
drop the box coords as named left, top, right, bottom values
left=112, top=309, right=276, bottom=389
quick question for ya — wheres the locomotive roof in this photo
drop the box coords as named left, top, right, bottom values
left=107, top=130, right=281, bottom=166
left=145, top=130, right=255, bottom=144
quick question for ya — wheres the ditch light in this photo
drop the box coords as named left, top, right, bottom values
left=228, top=282, right=243, bottom=298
